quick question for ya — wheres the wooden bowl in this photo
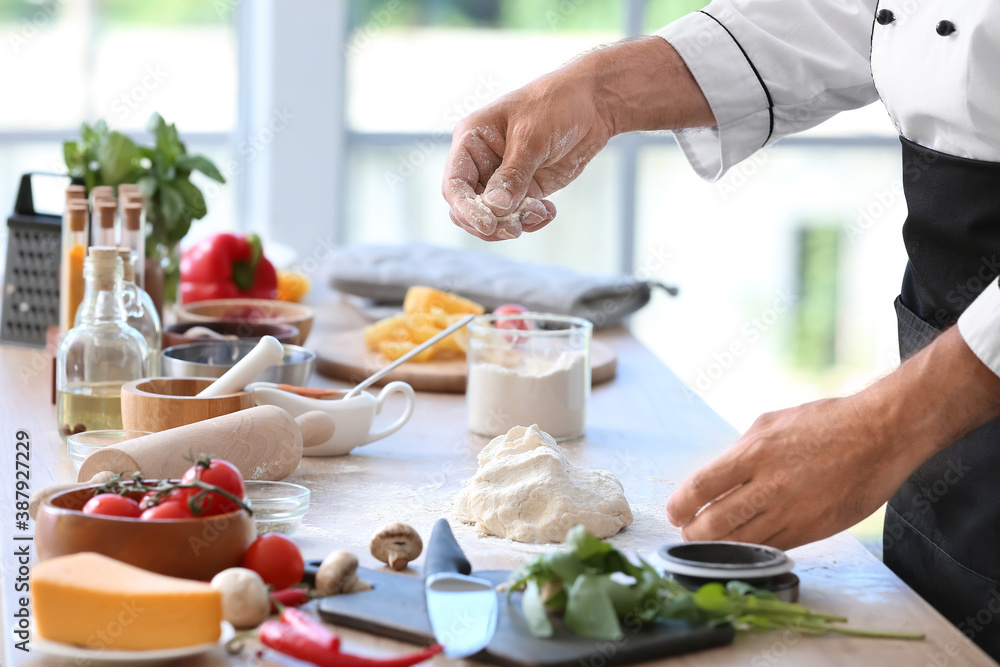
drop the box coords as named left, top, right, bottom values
left=162, top=320, right=300, bottom=350
left=121, top=378, right=253, bottom=433
left=176, top=299, right=313, bottom=345
left=35, top=484, right=255, bottom=581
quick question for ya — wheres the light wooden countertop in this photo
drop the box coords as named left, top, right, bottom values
left=1, top=291, right=994, bottom=666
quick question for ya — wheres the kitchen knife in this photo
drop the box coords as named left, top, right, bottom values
left=424, top=519, right=498, bottom=659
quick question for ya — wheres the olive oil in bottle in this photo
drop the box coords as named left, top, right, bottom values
left=56, top=247, right=147, bottom=439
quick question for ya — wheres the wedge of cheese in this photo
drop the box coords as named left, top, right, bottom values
left=31, top=552, right=222, bottom=651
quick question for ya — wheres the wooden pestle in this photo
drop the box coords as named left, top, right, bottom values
left=77, top=405, right=334, bottom=483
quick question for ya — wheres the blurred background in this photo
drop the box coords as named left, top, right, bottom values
left=0, top=0, right=907, bottom=554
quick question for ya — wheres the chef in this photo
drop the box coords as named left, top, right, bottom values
left=443, top=0, right=1000, bottom=658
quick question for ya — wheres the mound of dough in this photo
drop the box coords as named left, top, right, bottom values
left=454, top=424, right=633, bottom=543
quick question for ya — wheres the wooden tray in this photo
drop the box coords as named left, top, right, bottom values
left=317, top=567, right=733, bottom=667
left=313, top=329, right=617, bottom=394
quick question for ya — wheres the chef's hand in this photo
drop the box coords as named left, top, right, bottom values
left=667, top=326, right=1000, bottom=550
left=443, top=37, right=715, bottom=241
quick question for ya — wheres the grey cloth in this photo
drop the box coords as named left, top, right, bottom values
left=327, top=244, right=672, bottom=328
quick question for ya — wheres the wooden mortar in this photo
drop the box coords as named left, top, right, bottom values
left=121, top=377, right=253, bottom=433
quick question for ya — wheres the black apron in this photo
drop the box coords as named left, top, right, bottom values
left=884, top=137, right=1000, bottom=659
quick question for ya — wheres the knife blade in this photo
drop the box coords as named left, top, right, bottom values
left=424, top=519, right=498, bottom=658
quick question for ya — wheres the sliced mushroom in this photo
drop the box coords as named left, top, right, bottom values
left=370, top=523, right=423, bottom=571
left=315, top=551, right=372, bottom=596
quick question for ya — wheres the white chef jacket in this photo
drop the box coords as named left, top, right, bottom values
left=656, top=0, right=1000, bottom=378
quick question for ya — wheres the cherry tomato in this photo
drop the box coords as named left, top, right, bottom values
left=82, top=493, right=142, bottom=518
left=493, top=303, right=531, bottom=331
left=140, top=501, right=193, bottom=520
left=139, top=491, right=159, bottom=510
left=243, top=533, right=305, bottom=590
left=139, top=487, right=197, bottom=511
left=182, top=459, right=245, bottom=516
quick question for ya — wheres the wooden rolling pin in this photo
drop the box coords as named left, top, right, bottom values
left=77, top=405, right=334, bottom=483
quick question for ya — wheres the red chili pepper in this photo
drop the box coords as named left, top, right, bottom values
left=332, top=643, right=443, bottom=667
left=258, top=620, right=333, bottom=665
left=180, top=232, right=278, bottom=303
left=270, top=588, right=311, bottom=614
left=279, top=607, right=339, bottom=652
left=259, top=619, right=443, bottom=667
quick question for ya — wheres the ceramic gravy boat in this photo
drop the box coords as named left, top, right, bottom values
left=250, top=382, right=415, bottom=456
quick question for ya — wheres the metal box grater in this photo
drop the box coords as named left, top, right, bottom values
left=2, top=174, right=65, bottom=347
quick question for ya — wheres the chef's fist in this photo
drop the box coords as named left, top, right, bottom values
left=442, top=61, right=614, bottom=241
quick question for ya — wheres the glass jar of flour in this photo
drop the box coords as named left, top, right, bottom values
left=467, top=313, right=592, bottom=440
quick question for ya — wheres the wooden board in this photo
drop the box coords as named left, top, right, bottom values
left=317, top=567, right=733, bottom=667
left=313, top=329, right=617, bottom=393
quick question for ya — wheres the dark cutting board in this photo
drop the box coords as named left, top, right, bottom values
left=317, top=568, right=733, bottom=667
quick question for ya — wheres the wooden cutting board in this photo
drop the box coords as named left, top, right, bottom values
left=316, top=568, right=733, bottom=667
left=314, top=329, right=617, bottom=393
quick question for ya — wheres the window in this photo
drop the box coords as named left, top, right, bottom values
left=0, top=0, right=238, bottom=251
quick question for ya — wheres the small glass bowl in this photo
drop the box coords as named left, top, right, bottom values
left=245, top=481, right=310, bottom=537
left=66, top=430, right=150, bottom=471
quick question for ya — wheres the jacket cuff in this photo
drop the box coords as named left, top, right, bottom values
left=958, top=278, right=1000, bottom=378
left=655, top=11, right=772, bottom=182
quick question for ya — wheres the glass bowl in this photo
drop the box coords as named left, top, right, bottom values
left=245, top=481, right=310, bottom=537
left=66, top=430, right=150, bottom=471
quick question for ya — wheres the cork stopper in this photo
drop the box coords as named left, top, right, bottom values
left=66, top=203, right=87, bottom=232
left=123, top=203, right=142, bottom=231
left=88, top=246, right=119, bottom=261
left=117, top=248, right=135, bottom=282
left=122, top=192, right=144, bottom=207
left=87, top=246, right=122, bottom=290
left=97, top=201, right=117, bottom=228
left=91, top=185, right=113, bottom=199
left=66, top=185, right=86, bottom=201
left=118, top=183, right=139, bottom=194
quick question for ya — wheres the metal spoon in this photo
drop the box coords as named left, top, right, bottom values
left=344, top=313, right=476, bottom=399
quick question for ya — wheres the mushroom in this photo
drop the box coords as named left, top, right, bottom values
left=315, top=551, right=372, bottom=596
left=369, top=523, right=423, bottom=571
left=210, top=567, right=270, bottom=629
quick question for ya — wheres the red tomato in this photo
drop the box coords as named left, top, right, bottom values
left=139, top=487, right=197, bottom=511
left=140, top=501, right=193, bottom=520
left=139, top=491, right=159, bottom=510
left=182, top=459, right=245, bottom=516
left=493, top=303, right=531, bottom=331
left=82, top=493, right=142, bottom=518
left=243, top=533, right=305, bottom=590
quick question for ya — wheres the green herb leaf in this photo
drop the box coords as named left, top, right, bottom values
left=97, top=132, right=138, bottom=186
left=176, top=154, right=226, bottom=183
left=566, top=524, right=613, bottom=560
left=565, top=574, right=623, bottom=640
left=522, top=581, right=554, bottom=638
left=175, top=178, right=207, bottom=220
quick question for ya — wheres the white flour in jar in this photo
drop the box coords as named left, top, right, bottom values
left=467, top=349, right=588, bottom=439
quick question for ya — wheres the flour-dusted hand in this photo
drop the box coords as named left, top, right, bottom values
left=666, top=327, right=1000, bottom=550
left=443, top=37, right=715, bottom=241
left=442, top=73, right=609, bottom=241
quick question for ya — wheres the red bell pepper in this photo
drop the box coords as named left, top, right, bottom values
left=180, top=233, right=278, bottom=303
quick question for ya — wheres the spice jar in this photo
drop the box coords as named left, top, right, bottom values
left=467, top=313, right=592, bottom=440
left=56, top=247, right=148, bottom=438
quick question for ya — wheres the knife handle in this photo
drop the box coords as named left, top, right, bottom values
left=424, top=519, right=472, bottom=577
